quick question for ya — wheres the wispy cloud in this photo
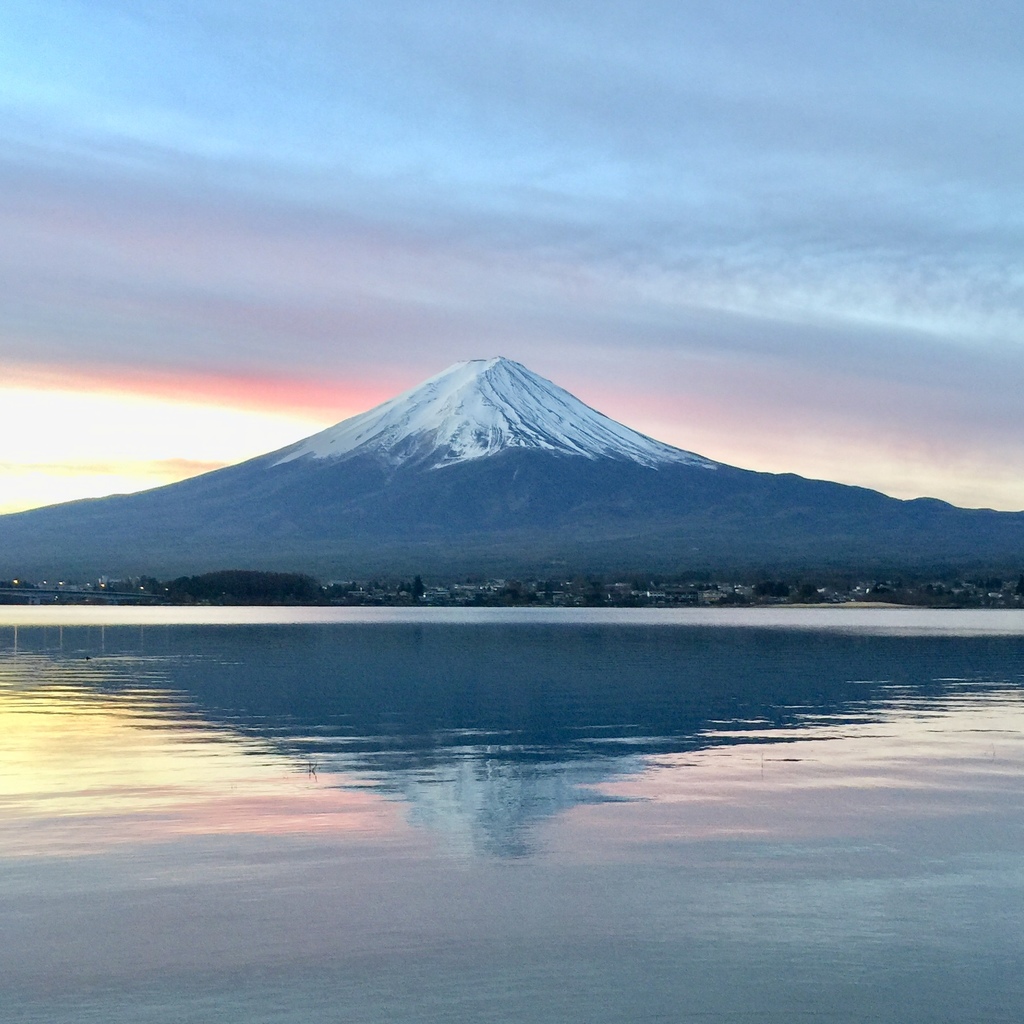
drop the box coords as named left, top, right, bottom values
left=0, top=457, right=231, bottom=478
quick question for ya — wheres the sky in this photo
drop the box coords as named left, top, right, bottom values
left=2, top=0, right=1023, bottom=514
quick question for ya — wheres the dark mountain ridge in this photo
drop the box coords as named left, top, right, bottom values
left=2, top=358, right=1022, bottom=578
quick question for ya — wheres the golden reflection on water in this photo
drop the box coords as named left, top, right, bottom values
left=0, top=653, right=408, bottom=858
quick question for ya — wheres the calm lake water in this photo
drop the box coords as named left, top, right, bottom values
left=2, top=607, right=1023, bottom=1023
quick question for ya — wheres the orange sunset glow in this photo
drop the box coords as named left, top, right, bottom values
left=0, top=366, right=400, bottom=514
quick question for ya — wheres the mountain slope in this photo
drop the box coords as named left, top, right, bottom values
left=1, top=358, right=1023, bottom=578
left=273, top=357, right=716, bottom=470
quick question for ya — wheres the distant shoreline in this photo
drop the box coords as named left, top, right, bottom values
left=3, top=606, right=1024, bottom=634
left=3, top=568, right=1022, bottom=611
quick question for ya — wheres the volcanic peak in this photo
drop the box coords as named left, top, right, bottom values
left=274, top=357, right=716, bottom=471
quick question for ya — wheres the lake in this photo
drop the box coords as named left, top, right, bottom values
left=2, top=607, right=1023, bottom=1023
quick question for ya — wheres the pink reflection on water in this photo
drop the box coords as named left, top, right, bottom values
left=550, top=694, right=1024, bottom=858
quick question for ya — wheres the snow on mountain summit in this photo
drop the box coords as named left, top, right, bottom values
left=274, top=357, right=716, bottom=471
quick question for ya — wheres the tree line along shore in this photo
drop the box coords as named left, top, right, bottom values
left=3, top=569, right=1024, bottom=607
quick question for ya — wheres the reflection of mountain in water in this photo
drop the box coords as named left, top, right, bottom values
left=9, top=622, right=1024, bottom=856
left=397, top=757, right=633, bottom=858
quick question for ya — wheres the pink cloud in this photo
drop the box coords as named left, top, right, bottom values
left=1, top=359, right=389, bottom=423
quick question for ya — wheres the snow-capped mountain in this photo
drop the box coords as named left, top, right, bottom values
left=3, top=357, right=1024, bottom=579
left=274, top=357, right=716, bottom=471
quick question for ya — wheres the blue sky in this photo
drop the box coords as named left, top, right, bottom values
left=2, top=0, right=1023, bottom=512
